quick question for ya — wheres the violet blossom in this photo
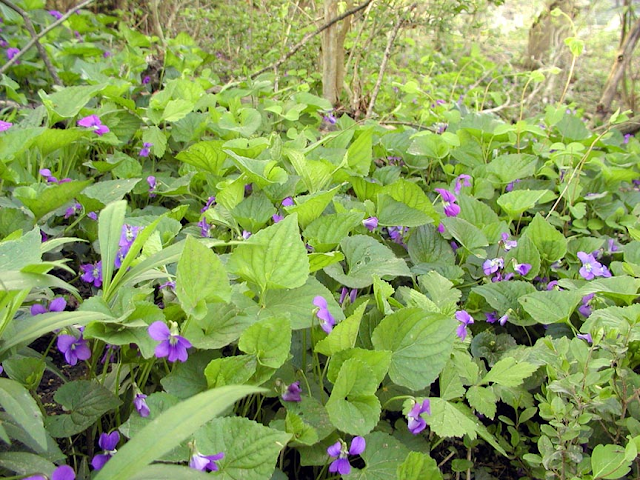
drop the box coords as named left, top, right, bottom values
left=77, top=114, right=109, bottom=136
left=31, top=297, right=66, bottom=315
left=363, top=216, right=378, bottom=232
left=388, top=226, right=409, bottom=246
left=483, top=257, right=504, bottom=276
left=513, top=262, right=532, bottom=276
left=91, top=431, right=119, bottom=470
left=0, top=120, right=12, bottom=131
left=57, top=332, right=91, bottom=366
left=148, top=321, right=191, bottom=362
left=272, top=214, right=284, bottom=223
left=190, top=451, right=224, bottom=472
left=407, top=398, right=431, bottom=435
left=499, top=232, right=517, bottom=251
left=282, top=381, right=302, bottom=402
left=64, top=202, right=82, bottom=219
left=6, top=47, right=19, bottom=61
left=577, top=333, right=593, bottom=343
left=434, top=188, right=460, bottom=217
left=201, top=196, right=216, bottom=213
left=139, top=142, right=153, bottom=157
left=24, top=465, right=75, bottom=480
left=147, top=175, right=157, bottom=197
left=198, top=218, right=212, bottom=238
left=339, top=287, right=357, bottom=305
left=577, top=251, right=611, bottom=280
left=48, top=10, right=63, bottom=20
left=454, top=174, right=472, bottom=195
left=578, top=293, right=595, bottom=317
left=455, top=310, right=474, bottom=341
left=80, top=261, right=102, bottom=287
left=281, top=197, right=294, bottom=207
left=134, top=393, right=150, bottom=417
left=485, top=312, right=499, bottom=323
left=327, top=437, right=366, bottom=475
left=313, top=296, right=335, bottom=333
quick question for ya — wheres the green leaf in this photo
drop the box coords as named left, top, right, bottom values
left=471, top=281, right=536, bottom=317
left=285, top=185, right=342, bottom=229
left=95, top=386, right=263, bottom=480
left=315, top=303, right=366, bottom=356
left=0, top=228, right=41, bottom=271
left=371, top=308, right=456, bottom=390
left=39, top=84, right=104, bottom=118
left=176, top=140, right=227, bottom=175
left=351, top=432, right=410, bottom=480
left=79, top=178, right=140, bottom=210
left=327, top=348, right=392, bottom=386
left=98, top=200, right=126, bottom=293
left=219, top=108, right=263, bottom=137
left=16, top=180, right=91, bottom=221
left=486, top=154, right=538, bottom=185
left=418, top=271, right=461, bottom=315
left=0, top=452, right=56, bottom=477
left=441, top=217, right=489, bottom=256
left=505, top=234, right=541, bottom=279
left=225, top=150, right=288, bottom=187
left=591, top=444, right=632, bottom=479
left=309, top=251, right=345, bottom=272
left=303, top=212, right=364, bottom=252
left=523, top=213, right=567, bottom=262
left=466, top=386, right=498, bottom=419
left=326, top=358, right=381, bottom=435
left=0, top=378, right=47, bottom=449
left=497, top=190, right=549, bottom=218
left=228, top=214, right=309, bottom=293
left=161, top=99, right=195, bottom=123
left=481, top=357, right=538, bottom=387
left=204, top=355, right=257, bottom=388
left=176, top=236, right=231, bottom=319
left=407, top=224, right=455, bottom=265
left=232, top=192, right=277, bottom=233
left=425, top=398, right=477, bottom=439
left=346, top=128, right=373, bottom=176
left=45, top=380, right=122, bottom=437
left=130, top=464, right=211, bottom=479
left=283, top=411, right=319, bottom=446
left=193, top=416, right=291, bottom=480
left=396, top=452, right=443, bottom=480
left=377, top=179, right=438, bottom=227
left=31, top=128, right=86, bottom=157
left=239, top=317, right=291, bottom=369
left=324, top=235, right=411, bottom=289
left=161, top=351, right=211, bottom=400
left=519, top=290, right=582, bottom=324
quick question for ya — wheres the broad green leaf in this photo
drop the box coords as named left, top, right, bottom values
left=486, top=153, right=538, bottom=184
left=351, top=176, right=383, bottom=202
left=425, top=398, right=477, bottom=439
left=238, top=317, right=291, bottom=369
left=232, top=192, right=277, bottom=233
left=591, top=444, right=632, bottom=479
left=407, top=224, right=455, bottom=265
left=0, top=227, right=41, bottom=271
left=79, top=178, right=140, bottom=210
left=315, top=303, right=366, bottom=356
left=457, top=193, right=500, bottom=227
left=31, top=128, right=86, bottom=157
left=396, top=452, right=443, bottom=480
left=98, top=200, right=126, bottom=293
left=161, top=351, right=211, bottom=399
left=303, top=212, right=364, bottom=252
left=471, top=281, right=536, bottom=317
left=309, top=251, right=345, bottom=272
left=377, top=179, right=438, bottom=227
left=45, top=380, right=122, bottom=437
left=350, top=432, right=411, bottom=480
left=39, top=84, right=104, bottom=118
left=324, top=235, right=411, bottom=288
left=346, top=127, right=373, bottom=176
left=277, top=411, right=319, bottom=446
left=408, top=132, right=450, bottom=162
left=578, top=276, right=640, bottom=305
left=161, top=99, right=194, bottom=123
left=497, top=190, right=549, bottom=218
left=130, top=465, right=211, bottom=479
left=228, top=214, right=309, bottom=293
left=505, top=234, right=541, bottom=279
left=0, top=378, right=47, bottom=449
left=519, top=290, right=582, bottom=324
left=219, top=108, right=263, bottom=137
left=327, top=348, right=392, bottom=386
left=481, top=357, right=538, bottom=387
left=284, top=396, right=333, bottom=442
left=418, top=271, right=461, bottom=315
left=523, top=213, right=567, bottom=262
left=225, top=149, right=287, bottom=187
left=326, top=358, right=381, bottom=435
left=0, top=452, right=55, bottom=477
left=193, top=416, right=291, bottom=480
left=16, top=180, right=91, bottom=221
left=285, top=185, right=342, bottom=229
left=95, top=386, right=263, bottom=480
left=371, top=308, right=456, bottom=390
left=176, top=236, right=231, bottom=319
left=583, top=304, right=640, bottom=341
left=204, top=355, right=257, bottom=388
left=441, top=217, right=489, bottom=256
left=176, top=140, right=227, bottom=175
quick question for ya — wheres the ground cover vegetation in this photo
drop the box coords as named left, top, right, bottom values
left=1, top=0, right=640, bottom=478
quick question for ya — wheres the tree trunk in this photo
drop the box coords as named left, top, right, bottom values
left=596, top=16, right=640, bottom=120
left=523, top=0, right=576, bottom=70
left=322, top=0, right=352, bottom=106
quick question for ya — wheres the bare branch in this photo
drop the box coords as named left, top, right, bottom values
left=0, top=0, right=97, bottom=77
left=250, top=0, right=375, bottom=79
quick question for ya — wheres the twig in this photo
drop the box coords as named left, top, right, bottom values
left=0, top=0, right=97, bottom=77
left=0, top=0, right=62, bottom=85
left=250, top=0, right=374, bottom=79
left=365, top=5, right=414, bottom=119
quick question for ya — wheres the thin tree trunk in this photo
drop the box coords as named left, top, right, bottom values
left=596, top=16, right=640, bottom=120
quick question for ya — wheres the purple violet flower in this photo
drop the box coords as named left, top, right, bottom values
left=313, top=296, right=335, bottom=333
left=388, top=226, right=409, bottom=246
left=577, top=251, right=611, bottom=280
left=282, top=381, right=302, bottom=402
left=498, top=314, right=509, bottom=326
left=514, top=262, right=532, bottom=276
left=77, top=115, right=109, bottom=136
left=31, top=297, right=66, bottom=316
left=24, top=465, right=76, bottom=480
left=407, top=399, right=431, bottom=435
left=190, top=451, right=224, bottom=472
left=577, top=333, right=593, bottom=343
left=6, top=47, right=19, bottom=61
left=435, top=188, right=460, bottom=217
left=201, top=196, right=216, bottom=213
left=64, top=202, right=82, bottom=219
left=579, top=293, right=595, bottom=317
left=39, top=168, right=58, bottom=183
left=147, top=175, right=157, bottom=197
left=547, top=280, right=560, bottom=290
left=198, top=218, right=212, bottom=238
left=339, top=287, right=357, bottom=305
left=48, top=10, right=64, bottom=20
left=483, top=257, right=504, bottom=276
left=0, top=120, right=12, bottom=131
left=454, top=174, right=472, bottom=195
left=80, top=261, right=102, bottom=287
left=148, top=321, right=191, bottom=362
left=323, top=113, right=337, bottom=124
left=624, top=133, right=632, bottom=144
left=134, top=393, right=150, bottom=417
left=139, top=142, right=152, bottom=157
left=327, top=437, right=366, bottom=475
left=142, top=75, right=151, bottom=85
left=57, top=333, right=91, bottom=366
left=363, top=216, right=378, bottom=232
left=437, top=223, right=445, bottom=233
left=272, top=214, right=284, bottom=223
left=88, top=211, right=98, bottom=220
left=506, top=179, right=521, bottom=192
left=242, top=230, right=252, bottom=239
left=485, top=312, right=499, bottom=323
left=91, top=431, right=119, bottom=470
left=455, top=310, right=474, bottom=341
left=500, top=232, right=517, bottom=251
left=281, top=197, right=294, bottom=207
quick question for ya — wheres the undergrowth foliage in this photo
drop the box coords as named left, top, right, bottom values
left=0, top=2, right=639, bottom=480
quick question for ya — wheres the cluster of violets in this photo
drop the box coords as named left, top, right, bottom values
left=77, top=114, right=109, bottom=136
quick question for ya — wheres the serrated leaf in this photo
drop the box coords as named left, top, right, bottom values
left=315, top=302, right=366, bottom=356
left=396, top=451, right=443, bottom=480
left=371, top=308, right=456, bottom=390
left=285, top=185, right=342, bottom=229
left=481, top=357, right=537, bottom=387
left=519, top=290, right=581, bottom=324
left=346, top=128, right=373, bottom=176
left=523, top=213, right=567, bottom=262
left=425, top=398, right=477, bottom=439
left=350, top=432, right=410, bottom=480
left=497, top=190, right=549, bottom=218
left=466, top=386, right=498, bottom=419
left=407, top=224, right=455, bottom=265
left=176, top=140, right=227, bottom=175
left=239, top=317, right=291, bottom=369
left=327, top=348, right=392, bottom=386
left=441, top=217, right=488, bottom=256
left=303, top=212, right=364, bottom=252
left=16, top=180, right=91, bottom=221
